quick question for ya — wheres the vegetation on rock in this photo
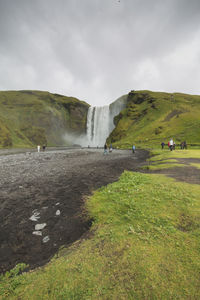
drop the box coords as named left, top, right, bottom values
left=0, top=90, right=89, bottom=148
left=107, top=90, right=200, bottom=148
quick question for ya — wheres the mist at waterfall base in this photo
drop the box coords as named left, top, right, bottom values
left=64, top=95, right=127, bottom=147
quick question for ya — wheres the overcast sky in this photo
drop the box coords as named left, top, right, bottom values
left=0, top=0, right=200, bottom=106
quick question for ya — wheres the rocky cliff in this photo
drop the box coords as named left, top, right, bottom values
left=107, top=90, right=200, bottom=148
left=0, top=90, right=89, bottom=148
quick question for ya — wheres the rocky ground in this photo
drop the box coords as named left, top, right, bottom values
left=0, top=147, right=149, bottom=273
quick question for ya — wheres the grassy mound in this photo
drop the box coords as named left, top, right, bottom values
left=108, top=90, right=200, bottom=149
left=1, top=160, right=199, bottom=299
left=0, top=90, right=89, bottom=148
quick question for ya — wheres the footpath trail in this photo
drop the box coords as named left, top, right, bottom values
left=146, top=157, right=200, bottom=185
left=0, top=148, right=148, bottom=273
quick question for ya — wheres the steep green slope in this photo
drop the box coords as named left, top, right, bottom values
left=108, top=90, right=200, bottom=148
left=0, top=90, right=89, bottom=148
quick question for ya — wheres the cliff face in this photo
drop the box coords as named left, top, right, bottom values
left=107, top=90, right=200, bottom=148
left=0, top=90, right=89, bottom=148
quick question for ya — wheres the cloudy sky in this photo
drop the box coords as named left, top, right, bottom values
left=0, top=0, right=200, bottom=106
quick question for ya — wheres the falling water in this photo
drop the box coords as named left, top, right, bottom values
left=86, top=95, right=127, bottom=147
left=86, top=106, right=110, bottom=147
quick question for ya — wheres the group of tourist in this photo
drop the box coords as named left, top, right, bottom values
left=104, top=143, right=113, bottom=154
left=104, top=143, right=136, bottom=154
left=180, top=141, right=187, bottom=149
left=37, top=145, right=46, bottom=152
left=161, top=139, right=187, bottom=151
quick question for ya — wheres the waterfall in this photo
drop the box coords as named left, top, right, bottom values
left=86, top=95, right=127, bottom=147
left=86, top=106, right=110, bottom=147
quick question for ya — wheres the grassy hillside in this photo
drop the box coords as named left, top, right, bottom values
left=1, top=151, right=200, bottom=299
left=108, top=90, right=200, bottom=148
left=0, top=90, right=89, bottom=148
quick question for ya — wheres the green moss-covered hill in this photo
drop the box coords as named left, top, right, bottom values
left=0, top=90, right=89, bottom=148
left=108, top=90, right=200, bottom=148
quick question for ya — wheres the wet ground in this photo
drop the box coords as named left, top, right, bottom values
left=0, top=147, right=149, bottom=273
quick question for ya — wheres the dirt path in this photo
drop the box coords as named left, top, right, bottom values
left=0, top=148, right=148, bottom=273
left=146, top=157, right=200, bottom=184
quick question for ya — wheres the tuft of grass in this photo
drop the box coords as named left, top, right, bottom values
left=143, top=163, right=184, bottom=170
left=190, top=163, right=200, bottom=169
left=1, top=171, right=199, bottom=299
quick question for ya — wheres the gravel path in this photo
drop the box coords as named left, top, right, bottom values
left=0, top=147, right=149, bottom=273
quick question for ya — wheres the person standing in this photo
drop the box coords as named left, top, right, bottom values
left=132, top=145, right=136, bottom=153
left=104, top=143, right=108, bottom=154
left=161, top=142, right=165, bottom=149
left=169, top=138, right=173, bottom=151
left=180, top=142, right=184, bottom=149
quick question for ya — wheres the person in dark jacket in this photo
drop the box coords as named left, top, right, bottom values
left=104, top=143, right=108, bottom=154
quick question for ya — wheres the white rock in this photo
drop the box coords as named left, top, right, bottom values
left=29, top=211, right=40, bottom=222
left=35, top=223, right=46, bottom=230
left=43, top=236, right=50, bottom=243
left=30, top=215, right=40, bottom=222
left=42, top=206, right=48, bottom=210
left=32, top=231, right=42, bottom=236
left=56, top=210, right=61, bottom=216
left=55, top=202, right=60, bottom=206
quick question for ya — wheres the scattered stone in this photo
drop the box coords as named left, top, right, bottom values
left=32, top=231, right=42, bottom=236
left=43, top=236, right=50, bottom=243
left=35, top=223, right=46, bottom=230
left=19, top=186, right=23, bottom=189
left=42, top=206, right=48, bottom=210
left=30, top=215, right=40, bottom=222
left=29, top=211, right=40, bottom=222
left=55, top=202, right=60, bottom=206
left=56, top=210, right=61, bottom=216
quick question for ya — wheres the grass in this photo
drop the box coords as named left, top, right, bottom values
left=149, top=149, right=200, bottom=160
left=143, top=149, right=200, bottom=170
left=108, top=90, right=200, bottom=149
left=143, top=163, right=185, bottom=171
left=1, top=166, right=199, bottom=299
left=190, top=163, right=200, bottom=169
left=0, top=90, right=89, bottom=148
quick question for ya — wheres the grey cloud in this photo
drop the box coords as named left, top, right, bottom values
left=0, top=0, right=200, bottom=105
